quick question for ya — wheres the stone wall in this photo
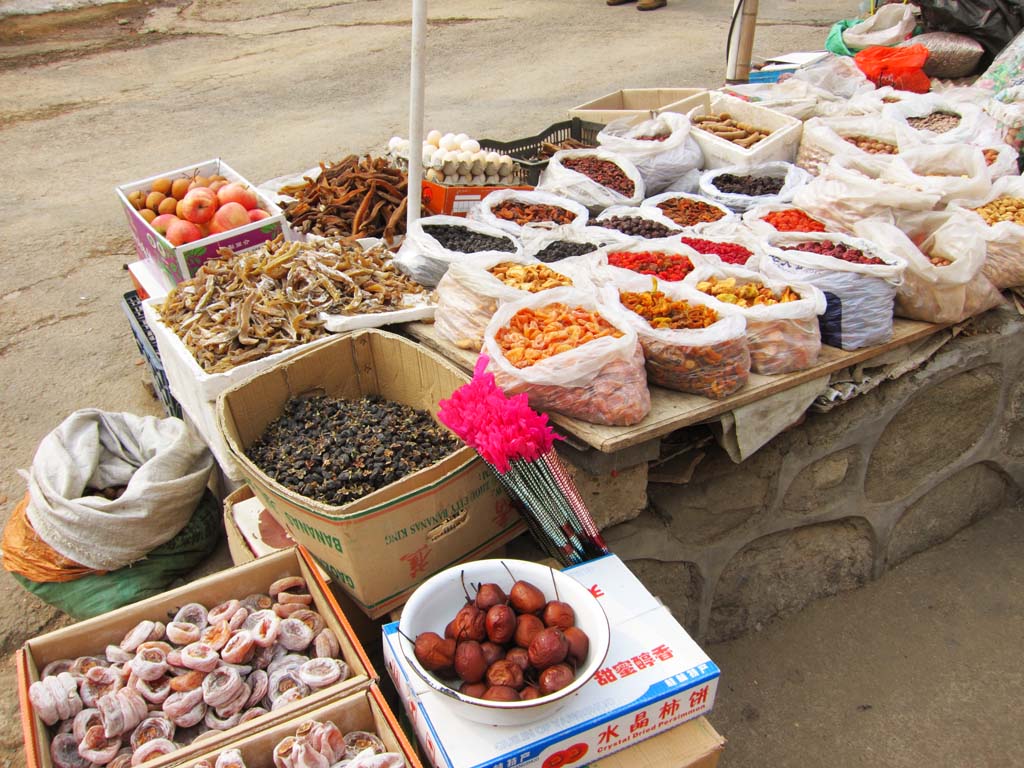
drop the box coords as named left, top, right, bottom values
left=574, top=307, right=1024, bottom=643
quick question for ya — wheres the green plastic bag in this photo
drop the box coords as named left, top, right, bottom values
left=12, top=492, right=222, bottom=619
left=826, top=20, right=859, bottom=57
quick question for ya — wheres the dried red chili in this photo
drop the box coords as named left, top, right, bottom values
left=608, top=251, right=694, bottom=281
left=679, top=237, right=753, bottom=265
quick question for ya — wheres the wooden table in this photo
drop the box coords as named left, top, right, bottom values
left=401, top=319, right=949, bottom=454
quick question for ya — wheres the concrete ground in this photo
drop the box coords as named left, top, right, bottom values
left=1, top=0, right=1021, bottom=765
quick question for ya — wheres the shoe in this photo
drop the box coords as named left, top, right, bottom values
left=606, top=0, right=636, bottom=5
left=637, top=0, right=666, bottom=8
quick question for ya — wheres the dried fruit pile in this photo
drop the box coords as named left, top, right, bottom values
left=595, top=216, right=680, bottom=239
left=928, top=254, right=953, bottom=267
left=488, top=262, right=573, bottom=292
left=692, top=113, right=771, bottom=148
left=248, top=394, right=460, bottom=506
left=906, top=112, right=961, bottom=133
left=709, top=173, right=785, bottom=197
left=972, top=196, right=1024, bottom=226
left=561, top=156, right=635, bottom=196
left=608, top=250, right=695, bottom=281
left=422, top=224, right=517, bottom=254
left=534, top=241, right=601, bottom=263
left=780, top=240, right=886, bottom=266
left=983, top=148, right=1000, bottom=166
left=491, top=201, right=576, bottom=226
left=159, top=238, right=426, bottom=374
left=197, top=721, right=403, bottom=768
left=843, top=135, right=899, bottom=155
left=30, top=578, right=349, bottom=767
left=279, top=155, right=418, bottom=244
left=761, top=209, right=826, bottom=233
left=413, top=573, right=591, bottom=702
left=620, top=290, right=719, bottom=330
left=680, top=237, right=754, bottom=265
left=495, top=304, right=623, bottom=368
left=694, top=276, right=801, bottom=307
left=656, top=197, right=727, bottom=228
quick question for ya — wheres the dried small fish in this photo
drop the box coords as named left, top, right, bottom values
left=158, top=237, right=430, bottom=373
left=279, top=155, right=427, bottom=244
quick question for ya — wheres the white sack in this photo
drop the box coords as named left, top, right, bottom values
left=393, top=215, right=521, bottom=288
left=841, top=4, right=918, bottom=51
left=467, top=189, right=588, bottom=236
left=537, top=149, right=645, bottom=212
left=597, top=112, right=703, bottom=195
left=699, top=162, right=812, bottom=213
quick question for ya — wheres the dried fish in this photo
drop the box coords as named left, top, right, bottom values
left=158, top=237, right=430, bottom=374
left=279, top=155, right=426, bottom=244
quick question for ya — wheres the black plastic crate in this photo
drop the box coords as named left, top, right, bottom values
left=479, top=118, right=604, bottom=185
left=121, top=290, right=182, bottom=419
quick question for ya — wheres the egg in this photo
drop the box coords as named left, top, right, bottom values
left=497, top=157, right=514, bottom=177
left=426, top=129, right=443, bottom=147
left=442, top=151, right=460, bottom=176
left=484, top=152, right=500, bottom=175
left=457, top=151, right=472, bottom=175
left=453, top=133, right=470, bottom=146
left=388, top=136, right=403, bottom=152
left=460, top=139, right=481, bottom=153
left=439, top=133, right=458, bottom=151
left=484, top=174, right=500, bottom=185
left=471, top=173, right=486, bottom=186
left=430, top=147, right=447, bottom=168
left=470, top=151, right=486, bottom=176
left=422, top=146, right=435, bottom=166
left=426, top=168, right=445, bottom=183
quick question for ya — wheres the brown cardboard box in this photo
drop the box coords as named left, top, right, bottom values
left=223, top=484, right=296, bottom=564
left=186, top=684, right=423, bottom=768
left=567, top=88, right=707, bottom=124
left=591, top=716, right=725, bottom=768
left=422, top=179, right=532, bottom=216
left=17, top=547, right=374, bottom=768
left=217, top=329, right=527, bottom=619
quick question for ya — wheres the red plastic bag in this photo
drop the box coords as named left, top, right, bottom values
left=854, top=44, right=932, bottom=93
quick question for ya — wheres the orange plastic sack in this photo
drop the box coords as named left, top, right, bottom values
left=1, top=493, right=99, bottom=583
left=855, top=44, right=932, bottom=93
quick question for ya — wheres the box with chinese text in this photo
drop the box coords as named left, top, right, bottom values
left=382, top=554, right=720, bottom=768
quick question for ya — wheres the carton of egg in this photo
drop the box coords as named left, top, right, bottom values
left=386, top=130, right=519, bottom=186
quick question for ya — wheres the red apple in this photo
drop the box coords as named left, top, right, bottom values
left=165, top=219, right=203, bottom=246
left=217, top=182, right=259, bottom=210
left=151, top=214, right=179, bottom=236
left=209, top=202, right=250, bottom=234
left=248, top=209, right=270, bottom=223
left=179, top=187, right=219, bottom=224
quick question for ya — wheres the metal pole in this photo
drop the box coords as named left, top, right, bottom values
left=406, top=0, right=427, bottom=232
left=725, top=0, right=759, bottom=84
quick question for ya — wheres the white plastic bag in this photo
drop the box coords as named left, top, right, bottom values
left=842, top=4, right=918, bottom=50
left=854, top=212, right=1002, bottom=323
left=520, top=225, right=624, bottom=263
left=791, top=55, right=875, bottom=100
left=434, top=254, right=591, bottom=351
left=467, top=189, right=589, bottom=236
left=641, top=192, right=737, bottom=232
left=761, top=232, right=906, bottom=350
left=537, top=149, right=645, bottom=212
left=792, top=154, right=943, bottom=234
left=796, top=116, right=910, bottom=176
left=685, top=264, right=826, bottom=375
left=882, top=96, right=995, bottom=146
left=393, top=215, right=522, bottom=288
left=22, top=410, right=214, bottom=571
left=675, top=223, right=769, bottom=269
left=699, top=162, right=812, bottom=213
left=949, top=176, right=1024, bottom=289
left=602, top=274, right=750, bottom=398
left=981, top=143, right=1021, bottom=180
left=724, top=80, right=842, bottom=121
left=741, top=203, right=831, bottom=238
left=591, top=237, right=710, bottom=287
left=594, top=205, right=683, bottom=239
left=597, top=113, right=703, bottom=195
left=876, top=144, right=991, bottom=206
left=482, top=287, right=650, bottom=426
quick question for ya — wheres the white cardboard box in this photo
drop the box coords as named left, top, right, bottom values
left=382, top=554, right=720, bottom=768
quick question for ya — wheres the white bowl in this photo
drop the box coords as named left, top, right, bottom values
left=397, top=558, right=610, bottom=727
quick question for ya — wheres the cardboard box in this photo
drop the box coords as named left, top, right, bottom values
left=591, top=716, right=724, bottom=768
left=115, top=158, right=286, bottom=285
left=143, top=296, right=339, bottom=481
left=224, top=484, right=296, bottom=564
left=382, top=554, right=720, bottom=768
left=17, top=547, right=375, bottom=768
left=422, top=179, right=532, bottom=216
left=217, top=329, right=528, bottom=618
left=187, top=684, right=423, bottom=768
left=687, top=93, right=803, bottom=169
left=568, top=89, right=708, bottom=125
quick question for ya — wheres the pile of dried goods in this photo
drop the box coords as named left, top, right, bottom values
left=906, top=112, right=961, bottom=133
left=843, top=136, right=899, bottom=155
left=537, top=138, right=595, bottom=160
left=620, top=290, right=719, bottom=330
left=761, top=209, right=826, bottom=232
left=656, top=197, right=727, bottom=227
left=692, top=113, right=771, bottom=148
left=491, top=201, right=576, bottom=226
left=595, top=216, right=680, bottom=239
left=679, top=237, right=754, bottom=265
left=494, top=304, right=623, bottom=368
left=608, top=250, right=695, bottom=281
left=534, top=241, right=601, bottom=263
left=709, top=173, right=785, bottom=197
left=780, top=240, right=886, bottom=265
left=422, top=224, right=517, bottom=253
left=971, top=196, right=1024, bottom=226
left=488, top=262, right=573, bottom=292
left=561, top=156, right=635, bottom=196
left=694, top=276, right=801, bottom=307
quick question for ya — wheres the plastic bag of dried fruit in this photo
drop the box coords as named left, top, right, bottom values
left=589, top=238, right=711, bottom=288
left=601, top=274, right=750, bottom=399
left=467, top=189, right=589, bottom=237
left=854, top=212, right=1003, bottom=324
left=882, top=96, right=996, bottom=147
left=876, top=144, right=992, bottom=207
left=684, top=264, right=825, bottom=375
left=791, top=154, right=943, bottom=235
left=596, top=112, right=704, bottom=196
left=760, top=232, right=906, bottom=351
left=593, top=205, right=682, bottom=240
left=481, top=287, right=650, bottom=426
left=673, top=222, right=767, bottom=269
left=640, top=192, right=737, bottom=233
left=519, top=225, right=628, bottom=264
left=949, top=176, right=1024, bottom=290
left=435, top=253, right=594, bottom=352
left=741, top=203, right=832, bottom=239
left=796, top=115, right=913, bottom=176
left=537, top=149, right=645, bottom=213
left=699, top=162, right=813, bottom=213
left=393, top=214, right=523, bottom=288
